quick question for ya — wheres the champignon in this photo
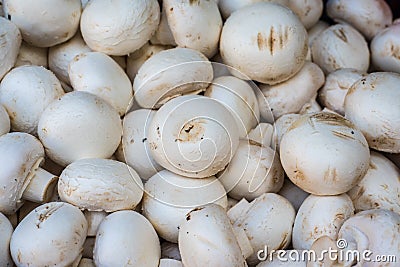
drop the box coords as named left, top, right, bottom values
left=15, top=42, right=48, bottom=68
left=218, top=0, right=289, bottom=19
left=307, top=20, right=329, bottom=48
left=150, top=5, right=177, bottom=46
left=0, top=17, right=21, bottom=80
left=271, top=113, right=301, bottom=151
left=287, top=0, right=323, bottom=29
left=371, top=23, right=400, bottom=73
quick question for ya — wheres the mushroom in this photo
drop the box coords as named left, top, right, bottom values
left=205, top=76, right=260, bottom=138
left=318, top=68, right=367, bottom=115
left=37, top=91, right=122, bottom=166
left=163, top=0, right=222, bottom=58
left=278, top=178, right=309, bottom=212
left=298, top=94, right=322, bottom=115
left=0, top=65, right=64, bottom=134
left=147, top=95, right=239, bottom=178
left=80, top=0, right=160, bottom=56
left=344, top=72, right=400, bottom=153
left=10, top=202, right=87, bottom=266
left=271, top=113, right=301, bottom=151
left=371, top=23, right=400, bottom=73
left=247, top=123, right=274, bottom=149
left=142, top=169, right=228, bottom=243
left=0, top=212, right=13, bottom=266
left=307, top=20, right=329, bottom=48
left=220, top=2, right=308, bottom=85
left=150, top=5, right=177, bottom=46
left=292, top=194, right=354, bottom=250
left=93, top=210, right=161, bottom=267
left=347, top=151, right=400, bottom=214
left=280, top=112, right=370, bottom=195
left=159, top=259, right=183, bottom=267
left=218, top=139, right=284, bottom=201
left=120, top=109, right=163, bottom=180
left=178, top=204, right=248, bottom=267
left=258, top=61, right=325, bottom=120
left=133, top=47, right=213, bottom=109
left=161, top=241, right=181, bottom=261
left=287, top=0, right=323, bottom=29
left=0, top=105, right=10, bottom=136
left=0, top=132, right=59, bottom=214
left=218, top=0, right=289, bottom=20
left=15, top=42, right=48, bottom=68
left=68, top=52, right=133, bottom=116
left=3, top=0, right=81, bottom=47
left=0, top=17, right=21, bottom=80
left=48, top=32, right=92, bottom=85
left=326, top=0, right=392, bottom=40
left=311, top=24, right=370, bottom=74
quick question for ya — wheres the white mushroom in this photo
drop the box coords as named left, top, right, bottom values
left=205, top=76, right=260, bottom=138
left=0, top=133, right=59, bottom=214
left=287, top=0, right=323, bottom=29
left=344, top=72, right=400, bottom=153
left=94, top=210, right=161, bottom=267
left=0, top=17, right=21, bottom=80
left=179, top=204, right=247, bottom=267
left=0, top=212, right=13, bottom=266
left=142, top=169, right=228, bottom=243
left=311, top=24, right=370, bottom=74
left=318, top=68, right=367, bottom=115
left=326, top=0, right=392, bottom=40
left=159, top=259, right=183, bottom=267
left=371, top=23, right=400, bottom=73
left=133, top=47, right=213, bottom=109
left=15, top=42, right=48, bottom=68
left=272, top=113, right=300, bottom=151
left=258, top=61, right=325, bottom=120
left=68, top=52, right=133, bottom=115
left=80, top=0, right=160, bottom=56
left=58, top=158, right=143, bottom=212
left=147, top=95, right=239, bottom=178
left=150, top=5, right=177, bottom=46
left=278, top=178, right=309, bottom=212
left=347, top=151, right=400, bottom=214
left=292, top=194, right=354, bottom=250
left=280, top=112, right=370, bottom=195
left=220, top=2, right=308, bottom=84
left=3, top=0, right=81, bottom=47
left=218, top=0, right=289, bottom=20
left=298, top=94, right=322, bottom=115
left=218, top=140, right=284, bottom=201
left=161, top=241, right=181, bottom=261
left=0, top=105, right=10, bottom=136
left=0, top=65, right=64, bottom=134
left=38, top=91, right=122, bottom=166
left=10, top=202, right=87, bottom=266
left=163, top=0, right=222, bottom=58
left=247, top=123, right=274, bottom=149
left=307, top=20, right=329, bottom=47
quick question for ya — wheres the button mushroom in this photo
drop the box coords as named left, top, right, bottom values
left=287, top=0, right=323, bottom=29
left=0, top=17, right=21, bottom=80
left=217, top=0, right=289, bottom=20
left=84, top=210, right=107, bottom=237
left=0, top=105, right=10, bottom=136
left=0, top=212, right=13, bottom=266
left=14, top=42, right=48, bottom=68
left=271, top=113, right=301, bottom=151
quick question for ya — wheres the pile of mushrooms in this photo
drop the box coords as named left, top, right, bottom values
left=0, top=0, right=400, bottom=266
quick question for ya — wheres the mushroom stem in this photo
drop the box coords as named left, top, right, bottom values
left=338, top=225, right=369, bottom=267
left=307, top=235, right=339, bottom=267
left=22, top=167, right=58, bottom=203
left=232, top=225, right=254, bottom=259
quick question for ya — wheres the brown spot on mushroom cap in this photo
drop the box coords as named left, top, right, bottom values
left=189, top=0, right=200, bottom=5
left=390, top=43, right=400, bottom=60
left=331, top=130, right=356, bottom=141
left=256, top=25, right=289, bottom=55
left=176, top=120, right=206, bottom=142
left=310, top=112, right=355, bottom=128
left=333, top=28, right=348, bottom=43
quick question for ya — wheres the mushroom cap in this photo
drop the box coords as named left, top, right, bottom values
left=58, top=158, right=143, bottom=212
left=307, top=20, right=329, bottom=47
left=0, top=105, right=10, bottom=136
left=150, top=5, right=177, bottom=46
left=0, top=65, right=64, bottom=134
left=311, top=24, right=370, bottom=74
left=272, top=113, right=301, bottom=151
left=38, top=91, right=122, bottom=166
left=68, top=52, right=133, bottom=115
left=142, top=169, right=228, bottom=242
left=288, top=0, right=323, bottom=29
left=0, top=17, right=21, bottom=80
left=178, top=204, right=247, bottom=267
left=3, top=0, right=81, bottom=47
left=218, top=140, right=284, bottom=201
left=0, top=212, right=13, bottom=266
left=93, top=210, right=160, bottom=267
left=15, top=42, right=48, bottom=68
left=205, top=76, right=260, bottom=138
left=218, top=0, right=289, bottom=19
left=163, top=0, right=222, bottom=58
left=147, top=95, right=239, bottom=178
left=371, top=23, right=400, bottom=73
left=344, top=72, right=400, bottom=153
left=0, top=132, right=44, bottom=214
left=280, top=112, right=370, bottom=195
left=133, top=47, right=213, bottom=109
left=121, top=109, right=163, bottom=180
left=10, top=202, right=87, bottom=266
left=292, top=194, right=354, bottom=250
left=80, top=0, right=160, bottom=56
left=220, top=2, right=308, bottom=84
left=326, top=0, right=392, bottom=40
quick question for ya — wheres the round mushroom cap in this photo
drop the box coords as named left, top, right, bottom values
left=3, top=0, right=81, bottom=47
left=10, top=202, right=87, bottom=266
left=220, top=2, right=308, bottom=84
left=0, top=132, right=44, bottom=214
left=148, top=95, right=239, bottom=178
left=371, top=23, right=400, bottom=73
left=159, top=259, right=183, bottom=267
left=80, top=0, right=160, bottom=56
left=142, top=169, right=228, bottom=243
left=287, top=0, right=323, bottom=29
left=344, top=72, right=400, bottom=153
left=58, top=158, right=143, bottom=212
left=280, top=112, right=370, bottom=195
left=68, top=52, right=133, bottom=115
left=0, top=212, right=13, bottom=266
left=0, top=65, right=64, bottom=134
left=93, top=210, right=160, bottom=267
left=38, top=91, right=122, bottom=167
left=15, top=42, right=48, bottom=68
left=218, top=0, right=289, bottom=19
left=0, top=17, right=21, bottom=80
left=133, top=47, right=213, bottom=109
left=0, top=105, right=10, bottom=136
